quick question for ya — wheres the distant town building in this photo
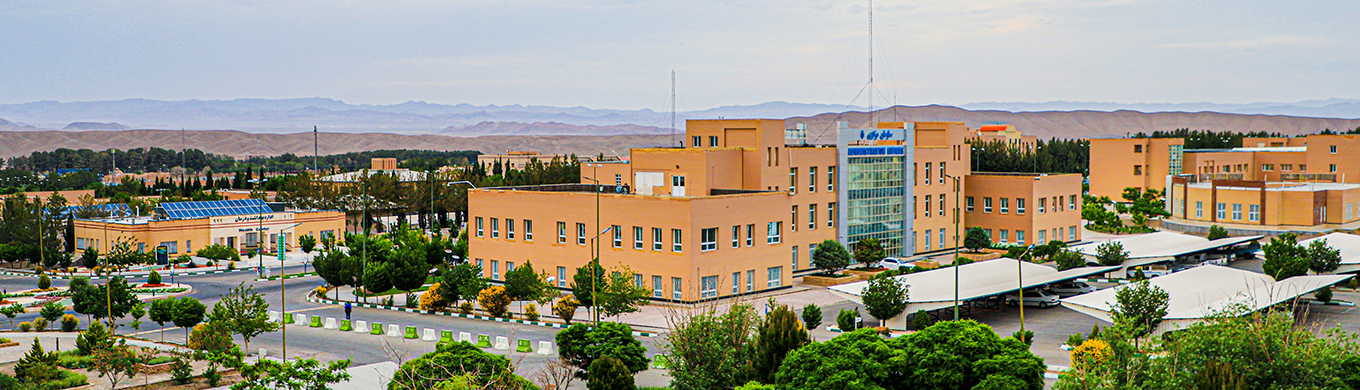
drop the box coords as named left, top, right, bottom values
left=476, top=151, right=602, bottom=172
left=73, top=198, right=343, bottom=257
left=970, top=124, right=1037, bottom=150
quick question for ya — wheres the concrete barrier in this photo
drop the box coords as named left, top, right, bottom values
left=354, top=320, right=367, bottom=333
left=403, top=326, right=418, bottom=339
left=283, top=312, right=295, bottom=324
left=476, top=334, right=491, bottom=348
left=493, top=336, right=510, bottom=350
left=268, top=311, right=280, bottom=322
left=324, top=317, right=338, bottom=329
left=422, top=328, right=436, bottom=341
left=516, top=339, right=531, bottom=353
left=459, top=332, right=472, bottom=343
left=387, top=324, right=401, bottom=338
left=259, top=348, right=267, bottom=358
left=536, top=341, right=552, bottom=355
left=294, top=313, right=307, bottom=324
left=309, top=315, right=322, bottom=328
left=340, top=319, right=353, bottom=331
left=370, top=322, right=384, bottom=335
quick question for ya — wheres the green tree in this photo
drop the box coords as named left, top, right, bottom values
left=1261, top=233, right=1309, bottom=280
left=77, top=320, right=113, bottom=355
left=556, top=322, right=649, bottom=380
left=964, top=227, right=991, bottom=253
left=389, top=341, right=536, bottom=390
left=71, top=277, right=139, bottom=327
left=1095, top=241, right=1128, bottom=266
left=361, top=261, right=393, bottom=295
left=39, top=301, right=64, bottom=324
left=148, top=269, right=162, bottom=285
left=210, top=282, right=279, bottom=355
left=14, top=338, right=60, bottom=383
left=312, top=249, right=361, bottom=300
left=836, top=308, right=858, bottom=332
left=663, top=305, right=759, bottom=390
left=812, top=239, right=851, bottom=274
left=861, top=275, right=909, bottom=323
left=772, top=329, right=892, bottom=390
left=172, top=297, right=207, bottom=340
left=440, top=262, right=486, bottom=305
left=298, top=234, right=317, bottom=255
left=81, top=248, right=100, bottom=269
left=388, top=245, right=431, bottom=304
left=598, top=266, right=651, bottom=319
left=1207, top=225, right=1229, bottom=240
left=1305, top=239, right=1342, bottom=274
left=753, top=303, right=810, bottom=383
left=853, top=238, right=886, bottom=268
left=800, top=304, right=822, bottom=331
left=91, top=339, right=141, bottom=389
left=912, top=310, right=933, bottom=330
left=504, top=260, right=549, bottom=305
left=587, top=356, right=636, bottom=390
left=232, top=357, right=353, bottom=390
left=37, top=274, right=51, bottom=290
left=571, top=259, right=607, bottom=310
left=1052, top=249, right=1087, bottom=271
left=149, top=298, right=175, bottom=342
left=1110, top=280, right=1169, bottom=339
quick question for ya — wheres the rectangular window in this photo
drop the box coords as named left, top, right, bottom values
left=924, top=229, right=932, bottom=250
left=809, top=167, right=817, bottom=193
left=924, top=162, right=932, bottom=185
left=476, top=217, right=484, bottom=237
left=709, top=136, right=719, bottom=147
left=557, top=222, right=566, bottom=243
left=635, top=274, right=644, bottom=289
left=507, top=219, right=515, bottom=239
left=612, top=225, right=622, bottom=248
left=925, top=195, right=932, bottom=217
left=809, top=244, right=817, bottom=267
left=767, top=222, right=782, bottom=244
left=939, top=229, right=946, bottom=250
left=615, top=174, right=622, bottom=186
left=791, top=205, right=798, bottom=231
left=791, top=246, right=799, bottom=270
left=1249, top=204, right=1260, bottom=221
left=492, top=260, right=500, bottom=280
left=1232, top=204, right=1242, bottom=220
left=746, top=270, right=754, bottom=292
left=673, top=228, right=684, bottom=252
left=828, top=203, right=836, bottom=227
left=577, top=223, right=587, bottom=245
left=1017, top=198, right=1026, bottom=215
left=1331, top=145, right=1338, bottom=154
left=1070, top=195, right=1077, bottom=210
left=732, top=226, right=740, bottom=248
left=746, top=224, right=755, bottom=246
left=1038, top=230, right=1046, bottom=243
left=1134, top=144, right=1143, bottom=153
left=653, top=228, right=664, bottom=251
left=476, top=258, right=483, bottom=271
left=967, top=197, right=975, bottom=212
left=1039, top=198, right=1047, bottom=214
left=1069, top=226, right=1077, bottom=241
left=673, top=277, right=683, bottom=300
left=701, top=228, right=717, bottom=251
left=733, top=272, right=741, bottom=294
left=809, top=204, right=817, bottom=230
left=1000, top=230, right=1009, bottom=243
left=1196, top=201, right=1203, bottom=218
left=1263, top=164, right=1273, bottom=171
left=1134, top=165, right=1144, bottom=176
left=828, top=166, right=836, bottom=191
left=939, top=195, right=945, bottom=216
left=490, top=218, right=499, bottom=238
left=789, top=168, right=798, bottom=194
left=557, top=267, right=567, bottom=288
left=525, top=220, right=533, bottom=241
left=1000, top=198, right=1009, bottom=214
left=1017, top=230, right=1026, bottom=246
left=701, top=276, right=718, bottom=299
left=1301, top=164, right=1307, bottom=171
left=939, top=162, right=946, bottom=184
left=1283, top=164, right=1293, bottom=172
left=1331, top=164, right=1338, bottom=173
left=159, top=241, right=179, bottom=254
left=692, top=136, right=701, bottom=148
left=634, top=226, right=644, bottom=249
left=1217, top=203, right=1226, bottom=219
left=653, top=276, right=663, bottom=298
left=767, top=267, right=783, bottom=288
left=507, top=262, right=515, bottom=274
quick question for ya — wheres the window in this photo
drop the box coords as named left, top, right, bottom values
left=746, top=270, right=754, bottom=292
left=1000, top=230, right=1009, bottom=243
left=525, top=220, right=533, bottom=241
left=476, top=217, right=484, bottom=237
left=939, top=162, right=946, bottom=184
left=1300, top=164, right=1307, bottom=171
left=1263, top=164, right=1274, bottom=171
left=491, top=260, right=500, bottom=280
left=673, top=277, right=683, bottom=300
left=809, top=204, right=817, bottom=230
left=1017, top=230, right=1025, bottom=245
left=924, top=162, right=932, bottom=184
left=767, top=222, right=782, bottom=244
left=634, top=226, right=644, bottom=249
left=733, top=272, right=741, bottom=294
left=1282, top=164, right=1293, bottom=172
left=828, top=203, right=836, bottom=227
left=746, top=224, right=755, bottom=246
left=809, top=244, right=817, bottom=266
left=653, top=228, right=664, bottom=251
left=789, top=168, right=798, bottom=193
left=701, top=276, right=718, bottom=299
left=1232, top=204, right=1242, bottom=220
left=732, top=226, right=740, bottom=248
left=924, top=229, right=931, bottom=250
left=767, top=267, right=783, bottom=288
left=557, top=222, right=566, bottom=243
left=557, top=267, right=567, bottom=288
left=967, top=197, right=975, bottom=212
left=939, top=196, right=945, bottom=216
left=159, top=241, right=178, bottom=254
left=1000, top=198, right=1009, bottom=214
left=925, top=195, right=931, bottom=217
left=827, top=166, right=836, bottom=191
left=699, top=228, right=718, bottom=251
left=490, top=218, right=499, bottom=238
left=653, top=276, right=663, bottom=298
left=692, top=136, right=701, bottom=148
left=791, top=205, right=798, bottom=231
left=939, top=229, right=946, bottom=250
left=507, top=262, right=515, bottom=274
left=577, top=223, right=586, bottom=245
left=635, top=274, right=644, bottom=289
left=791, top=246, right=799, bottom=270
left=615, top=174, right=622, bottom=185
left=1134, top=165, right=1143, bottom=176
left=1217, top=203, right=1226, bottom=219
left=1331, top=145, right=1338, bottom=154
left=672, top=175, right=686, bottom=194
left=507, top=219, right=515, bottom=239
left=809, top=167, right=817, bottom=193
left=476, top=258, right=483, bottom=271
left=1069, top=226, right=1077, bottom=240
left=1038, top=230, right=1046, bottom=243
left=1331, top=164, right=1338, bottom=173
left=1134, top=144, right=1143, bottom=153
left=1249, top=204, right=1260, bottom=221
left=1070, top=195, right=1077, bottom=210
left=709, top=136, right=719, bottom=147
left=673, top=228, right=683, bottom=252
left=1196, top=201, right=1203, bottom=218
left=76, top=238, right=85, bottom=250
left=1039, top=198, right=1047, bottom=214
left=612, top=225, right=622, bottom=247
left=1017, top=198, right=1026, bottom=215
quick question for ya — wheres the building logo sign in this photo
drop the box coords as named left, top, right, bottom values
left=858, top=129, right=900, bottom=141
left=235, top=215, right=275, bottom=223
left=847, top=146, right=905, bottom=156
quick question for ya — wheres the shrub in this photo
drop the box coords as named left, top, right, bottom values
left=170, top=357, right=193, bottom=385
left=1315, top=286, right=1334, bottom=303
left=18, top=322, right=31, bottom=332
left=1350, top=277, right=1359, bottom=289
left=148, top=270, right=162, bottom=285
left=801, top=304, right=822, bottom=330
left=477, top=286, right=511, bottom=318
left=77, top=321, right=112, bottom=355
left=458, top=302, right=474, bottom=315
left=37, top=274, right=51, bottom=290
left=175, top=254, right=192, bottom=264
left=912, top=310, right=932, bottom=330
left=228, top=261, right=236, bottom=270
left=587, top=356, right=636, bottom=390
left=418, top=284, right=444, bottom=311
left=525, top=303, right=540, bottom=322
left=553, top=296, right=579, bottom=324
left=206, top=260, right=216, bottom=267
left=1070, top=339, right=1111, bottom=371
left=32, top=317, right=48, bottom=331
left=1066, top=333, right=1085, bottom=348
left=836, top=308, right=858, bottom=332
left=313, top=286, right=329, bottom=297
left=60, top=314, right=78, bottom=332
left=953, top=256, right=974, bottom=266
left=1012, top=330, right=1034, bottom=346
left=204, top=365, right=222, bottom=387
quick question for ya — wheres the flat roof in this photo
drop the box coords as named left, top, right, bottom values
left=829, top=259, right=1118, bottom=313
left=1062, top=265, right=1351, bottom=334
left=1071, top=231, right=1262, bottom=261
left=1187, top=182, right=1360, bottom=192
left=1185, top=146, right=1307, bottom=153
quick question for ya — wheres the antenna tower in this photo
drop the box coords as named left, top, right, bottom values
left=868, top=0, right=874, bottom=127
left=671, top=70, right=677, bottom=147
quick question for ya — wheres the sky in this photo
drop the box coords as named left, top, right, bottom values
left=1, top=0, right=1358, bottom=110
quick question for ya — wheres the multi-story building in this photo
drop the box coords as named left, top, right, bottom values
left=73, top=199, right=343, bottom=257
left=964, top=173, right=1084, bottom=246
left=970, top=124, right=1037, bottom=150
left=1166, top=178, right=1360, bottom=227
left=1088, top=138, right=1185, bottom=199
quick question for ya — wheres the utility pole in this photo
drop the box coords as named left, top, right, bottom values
left=313, top=126, right=319, bottom=173
left=671, top=70, right=677, bottom=147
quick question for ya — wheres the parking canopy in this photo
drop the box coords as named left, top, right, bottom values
left=1290, top=232, right=1360, bottom=274
left=1070, top=231, right=1263, bottom=270
left=1061, top=264, right=1351, bottom=335
left=829, top=258, right=1118, bottom=329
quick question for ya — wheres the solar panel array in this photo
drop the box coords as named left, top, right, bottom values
left=60, top=203, right=133, bottom=218
left=159, top=199, right=272, bottom=220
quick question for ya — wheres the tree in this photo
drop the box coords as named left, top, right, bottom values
left=1095, top=241, right=1128, bottom=266
left=39, top=301, right=64, bottom=324
left=1306, top=239, right=1342, bottom=274
left=663, top=305, right=759, bottom=390
left=1053, top=249, right=1087, bottom=271
left=77, top=320, right=112, bottom=355
left=91, top=340, right=141, bottom=389
left=1207, top=225, right=1229, bottom=240
left=312, top=249, right=360, bottom=300
left=598, top=266, right=651, bottom=319
left=190, top=321, right=238, bottom=351
left=554, top=296, right=580, bottom=324
left=441, top=262, right=486, bottom=305
left=81, top=248, right=99, bottom=269
left=772, top=329, right=893, bottom=390
left=571, top=259, right=607, bottom=310
left=836, top=308, right=858, bottom=332
left=964, top=227, right=991, bottom=253
left=753, top=303, right=810, bottom=383
left=556, top=322, right=649, bottom=379
left=1262, top=233, right=1309, bottom=280
left=505, top=260, right=550, bottom=306
left=37, top=274, right=50, bottom=290
left=14, top=338, right=60, bottom=383
left=149, top=298, right=175, bottom=342
left=173, top=297, right=207, bottom=340
left=477, top=286, right=511, bottom=318
left=298, top=234, right=317, bottom=255
left=361, top=261, right=393, bottom=294
left=812, top=239, right=851, bottom=274
left=389, top=341, right=535, bottom=390
left=211, top=282, right=279, bottom=354
left=853, top=238, right=886, bottom=268
left=1109, top=280, right=1169, bottom=339
left=587, top=356, right=636, bottom=390
left=232, top=357, right=353, bottom=390
left=861, top=275, right=909, bottom=323
left=912, top=310, right=933, bottom=330
left=0, top=304, right=24, bottom=329
left=72, top=277, right=139, bottom=327
left=148, top=269, right=162, bottom=285
left=800, top=304, right=822, bottom=331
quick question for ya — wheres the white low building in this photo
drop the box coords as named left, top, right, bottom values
left=1070, top=231, right=1262, bottom=277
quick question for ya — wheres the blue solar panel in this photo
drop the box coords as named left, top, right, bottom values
left=157, top=198, right=270, bottom=220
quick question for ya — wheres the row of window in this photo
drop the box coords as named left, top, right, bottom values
left=965, top=195, right=1077, bottom=215
left=920, top=162, right=949, bottom=186
left=475, top=217, right=787, bottom=252
left=790, top=203, right=837, bottom=231
left=1194, top=201, right=1261, bottom=222
left=914, top=225, right=1079, bottom=250
left=1259, top=163, right=1340, bottom=173
left=500, top=263, right=787, bottom=301
left=788, top=166, right=838, bottom=194
left=475, top=217, right=533, bottom=241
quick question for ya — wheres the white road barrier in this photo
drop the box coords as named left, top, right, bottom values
left=493, top=336, right=510, bottom=350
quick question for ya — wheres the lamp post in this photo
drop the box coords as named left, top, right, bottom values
left=248, top=179, right=264, bottom=276
left=442, top=181, right=475, bottom=238
left=276, top=222, right=301, bottom=360
left=1017, top=243, right=1036, bottom=333
left=584, top=163, right=603, bottom=323
left=945, top=174, right=962, bottom=320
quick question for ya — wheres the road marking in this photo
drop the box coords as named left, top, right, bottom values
left=127, top=305, right=337, bottom=336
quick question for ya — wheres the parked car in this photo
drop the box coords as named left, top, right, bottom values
left=1004, top=290, right=1062, bottom=308
left=877, top=257, right=916, bottom=270
left=1137, top=265, right=1172, bottom=278
left=1048, top=281, right=1096, bottom=297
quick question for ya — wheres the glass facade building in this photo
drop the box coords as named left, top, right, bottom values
left=836, top=122, right=915, bottom=257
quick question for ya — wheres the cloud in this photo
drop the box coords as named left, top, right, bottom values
left=1162, top=35, right=1328, bottom=50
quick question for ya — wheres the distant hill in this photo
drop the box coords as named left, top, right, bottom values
left=0, top=118, right=35, bottom=130
left=62, top=122, right=129, bottom=130
left=441, top=121, right=668, bottom=136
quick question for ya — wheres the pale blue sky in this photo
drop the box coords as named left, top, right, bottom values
left=1, top=0, right=1357, bottom=110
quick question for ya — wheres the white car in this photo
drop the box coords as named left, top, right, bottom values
left=877, top=257, right=916, bottom=270
left=1004, top=290, right=1062, bottom=308
left=1047, top=281, right=1096, bottom=297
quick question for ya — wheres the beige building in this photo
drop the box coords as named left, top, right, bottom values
left=970, top=124, right=1037, bottom=150
left=964, top=173, right=1084, bottom=246
left=1087, top=138, right=1185, bottom=199
left=74, top=199, right=343, bottom=258
left=477, top=151, right=600, bottom=171
left=1166, top=178, right=1360, bottom=227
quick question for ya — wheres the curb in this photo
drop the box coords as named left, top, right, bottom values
left=306, top=295, right=658, bottom=338
left=1075, top=278, right=1132, bottom=284
left=0, top=267, right=253, bottom=280
left=254, top=272, right=319, bottom=282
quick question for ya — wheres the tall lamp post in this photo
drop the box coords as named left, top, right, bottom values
left=1017, top=243, right=1036, bottom=334
left=276, top=222, right=301, bottom=360
left=945, top=174, right=962, bottom=320
left=248, top=179, right=264, bottom=276
left=584, top=163, right=604, bottom=323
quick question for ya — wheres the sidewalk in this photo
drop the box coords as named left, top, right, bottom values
left=0, top=251, right=321, bottom=280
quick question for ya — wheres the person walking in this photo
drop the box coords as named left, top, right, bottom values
left=344, top=302, right=352, bottom=320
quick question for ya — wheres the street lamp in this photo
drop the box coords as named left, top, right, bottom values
left=584, top=164, right=605, bottom=322
left=945, top=173, right=962, bottom=320
left=1017, top=243, right=1037, bottom=334
left=248, top=179, right=264, bottom=276
left=587, top=226, right=614, bottom=323
left=275, top=222, right=302, bottom=361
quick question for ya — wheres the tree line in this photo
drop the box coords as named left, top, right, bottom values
left=6, top=148, right=481, bottom=175
left=968, top=138, right=1090, bottom=175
